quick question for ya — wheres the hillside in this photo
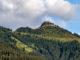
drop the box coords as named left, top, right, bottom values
left=0, top=21, right=80, bottom=60
left=16, top=21, right=80, bottom=42
left=0, top=26, right=43, bottom=60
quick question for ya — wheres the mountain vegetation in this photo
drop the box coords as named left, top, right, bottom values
left=0, top=21, right=80, bottom=60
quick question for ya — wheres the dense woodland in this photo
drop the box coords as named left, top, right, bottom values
left=0, top=22, right=80, bottom=60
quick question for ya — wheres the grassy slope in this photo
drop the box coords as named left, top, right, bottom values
left=11, top=36, right=33, bottom=53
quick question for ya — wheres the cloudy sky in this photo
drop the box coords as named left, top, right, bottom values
left=0, top=0, right=80, bottom=34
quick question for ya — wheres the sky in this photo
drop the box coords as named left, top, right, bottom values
left=62, top=0, right=80, bottom=34
left=0, top=0, right=80, bottom=34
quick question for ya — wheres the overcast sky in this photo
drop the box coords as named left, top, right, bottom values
left=0, top=0, right=80, bottom=34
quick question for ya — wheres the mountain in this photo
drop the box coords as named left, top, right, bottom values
left=0, top=21, right=80, bottom=60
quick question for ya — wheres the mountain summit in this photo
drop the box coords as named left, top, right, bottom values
left=41, top=21, right=55, bottom=27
